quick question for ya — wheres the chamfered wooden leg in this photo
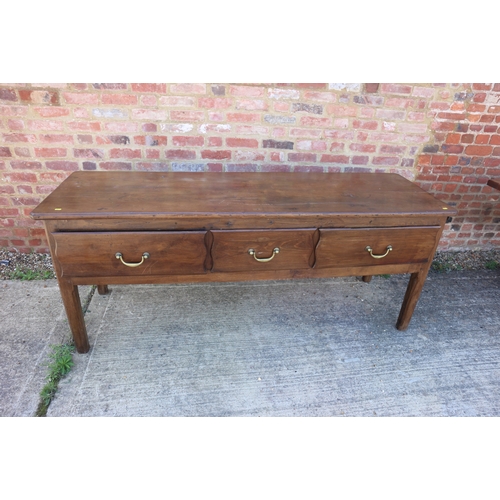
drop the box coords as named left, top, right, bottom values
left=97, top=285, right=109, bottom=295
left=362, top=275, right=372, bottom=283
left=396, top=270, right=428, bottom=330
left=58, top=277, right=90, bottom=353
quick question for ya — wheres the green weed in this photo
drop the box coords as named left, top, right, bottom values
left=485, top=260, right=499, bottom=270
left=36, top=343, right=75, bottom=417
left=9, top=268, right=55, bottom=280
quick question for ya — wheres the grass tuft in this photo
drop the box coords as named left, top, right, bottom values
left=36, top=343, right=75, bottom=417
left=9, top=268, right=55, bottom=280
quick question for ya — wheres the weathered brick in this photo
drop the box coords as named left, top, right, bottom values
left=465, top=145, right=493, bottom=156
left=159, top=96, right=195, bottom=107
left=19, top=89, right=60, bottom=105
left=140, top=95, right=157, bottom=106
left=166, top=150, right=197, bottom=159
left=303, top=91, right=337, bottom=103
left=226, top=138, right=258, bottom=148
left=300, top=116, right=331, bottom=127
left=134, top=162, right=167, bottom=171
left=475, top=134, right=490, bottom=144
left=131, top=109, right=167, bottom=120
left=131, top=83, right=167, bottom=93
left=74, top=148, right=105, bottom=159
left=472, top=83, right=492, bottom=91
left=326, top=105, right=357, bottom=117
left=34, top=148, right=67, bottom=157
left=233, top=99, right=266, bottom=111
left=328, top=83, right=360, bottom=92
left=198, top=98, right=232, bottom=109
left=364, top=83, right=380, bottom=93
left=170, top=111, right=204, bottom=122
left=372, top=156, right=400, bottom=165
left=92, top=84, right=127, bottom=90
left=320, top=154, right=349, bottom=163
left=208, top=137, right=223, bottom=147
left=101, top=94, right=138, bottom=105
left=226, top=164, right=258, bottom=172
left=229, top=85, right=265, bottom=97
left=211, top=85, right=226, bottom=96
left=380, top=145, right=406, bottom=154
left=68, top=121, right=102, bottom=131
left=380, top=84, right=412, bottom=94
left=110, top=148, right=142, bottom=159
left=412, top=87, right=434, bottom=98
left=288, top=128, right=322, bottom=138
left=295, top=140, right=326, bottom=151
left=350, top=143, right=376, bottom=153
left=10, top=161, right=42, bottom=169
left=0, top=88, right=18, bottom=101
left=40, top=134, right=74, bottom=144
left=262, top=139, right=294, bottom=150
left=490, top=135, right=500, bottom=145
left=0, top=147, right=12, bottom=157
left=99, top=162, right=132, bottom=170
left=45, top=161, right=79, bottom=171
left=3, top=133, right=36, bottom=143
left=292, top=103, right=323, bottom=114
left=264, top=115, right=296, bottom=124
left=352, top=156, right=369, bottom=165
left=171, top=163, right=205, bottom=172
left=167, top=135, right=202, bottom=147
left=227, top=113, right=260, bottom=123
left=62, top=92, right=98, bottom=104
left=352, top=120, right=378, bottom=130
left=441, top=144, right=464, bottom=154
left=201, top=150, right=231, bottom=160
left=288, top=152, right=316, bottom=162
left=34, top=107, right=69, bottom=117
left=83, top=161, right=97, bottom=170
left=375, top=109, right=405, bottom=120
left=268, top=88, right=300, bottom=100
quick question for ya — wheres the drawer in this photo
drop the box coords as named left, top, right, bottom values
left=211, top=229, right=316, bottom=272
left=315, top=226, right=440, bottom=269
left=52, top=231, right=207, bottom=277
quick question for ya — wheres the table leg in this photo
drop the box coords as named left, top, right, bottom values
left=58, top=277, right=90, bottom=353
left=396, top=270, right=428, bottom=330
left=362, top=275, right=372, bottom=283
left=97, top=285, right=109, bottom=295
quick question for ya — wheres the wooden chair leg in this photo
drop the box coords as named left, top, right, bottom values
left=362, top=275, right=372, bottom=283
left=97, top=285, right=109, bottom=295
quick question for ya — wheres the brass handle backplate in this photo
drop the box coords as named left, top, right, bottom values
left=365, top=245, right=392, bottom=259
left=115, top=252, right=150, bottom=267
left=248, top=247, right=280, bottom=262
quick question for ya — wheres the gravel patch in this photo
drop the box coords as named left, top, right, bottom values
left=1, top=249, right=55, bottom=280
left=1, top=247, right=499, bottom=280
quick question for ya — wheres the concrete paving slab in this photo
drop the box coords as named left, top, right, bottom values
left=0, top=281, right=91, bottom=417
left=47, top=271, right=500, bottom=417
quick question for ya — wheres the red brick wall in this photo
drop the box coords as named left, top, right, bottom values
left=1, top=83, right=499, bottom=253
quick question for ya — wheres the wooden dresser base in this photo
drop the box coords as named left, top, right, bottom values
left=32, top=172, right=455, bottom=353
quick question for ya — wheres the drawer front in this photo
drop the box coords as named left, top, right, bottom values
left=315, top=226, right=440, bottom=269
left=211, top=229, right=317, bottom=272
left=52, top=231, right=207, bottom=276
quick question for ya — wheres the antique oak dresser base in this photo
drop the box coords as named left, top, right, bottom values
left=32, top=172, right=455, bottom=353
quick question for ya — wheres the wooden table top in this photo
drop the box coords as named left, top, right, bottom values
left=31, top=171, right=455, bottom=220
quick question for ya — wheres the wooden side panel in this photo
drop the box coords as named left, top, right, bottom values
left=211, top=229, right=316, bottom=273
left=315, top=226, right=441, bottom=269
left=52, top=231, right=207, bottom=277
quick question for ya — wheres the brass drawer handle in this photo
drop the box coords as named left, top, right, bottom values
left=365, top=245, right=392, bottom=259
left=248, top=247, right=280, bottom=262
left=115, top=252, right=150, bottom=267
